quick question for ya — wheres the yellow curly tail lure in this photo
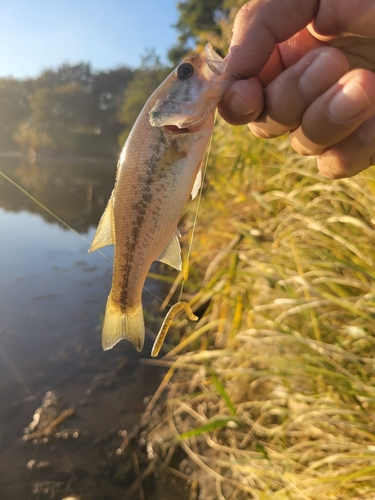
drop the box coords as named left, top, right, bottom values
left=151, top=301, right=198, bottom=357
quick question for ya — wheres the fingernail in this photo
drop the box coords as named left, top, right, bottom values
left=357, top=115, right=375, bottom=144
left=229, top=92, right=255, bottom=117
left=328, top=78, right=372, bottom=123
left=299, top=52, right=344, bottom=99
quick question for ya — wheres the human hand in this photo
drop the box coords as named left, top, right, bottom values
left=219, top=0, right=375, bottom=178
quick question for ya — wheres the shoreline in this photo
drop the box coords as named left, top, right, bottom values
left=0, top=150, right=115, bottom=164
left=124, top=119, right=375, bottom=499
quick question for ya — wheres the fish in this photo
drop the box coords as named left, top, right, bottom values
left=89, top=44, right=234, bottom=352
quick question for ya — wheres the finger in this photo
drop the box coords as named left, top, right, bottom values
left=313, top=0, right=375, bottom=39
left=227, top=0, right=319, bottom=78
left=247, top=47, right=348, bottom=138
left=317, top=115, right=375, bottom=179
left=219, top=47, right=283, bottom=126
left=277, top=27, right=326, bottom=69
left=218, top=79, right=264, bottom=126
left=290, top=69, right=375, bottom=154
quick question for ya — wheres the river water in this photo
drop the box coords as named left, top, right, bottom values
left=0, top=157, right=169, bottom=499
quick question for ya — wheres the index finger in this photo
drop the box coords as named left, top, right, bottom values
left=227, top=0, right=319, bottom=78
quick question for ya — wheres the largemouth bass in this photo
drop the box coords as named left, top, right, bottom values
left=89, top=44, right=233, bottom=351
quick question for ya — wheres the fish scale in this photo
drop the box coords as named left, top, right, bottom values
left=89, top=44, right=234, bottom=352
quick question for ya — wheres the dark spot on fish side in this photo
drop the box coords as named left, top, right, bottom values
left=117, top=136, right=185, bottom=306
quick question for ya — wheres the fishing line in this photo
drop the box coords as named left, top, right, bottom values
left=0, top=170, right=112, bottom=260
left=1, top=114, right=219, bottom=309
left=178, top=110, right=217, bottom=303
left=0, top=343, right=31, bottom=395
left=153, top=117, right=217, bottom=356
left=0, top=169, right=165, bottom=304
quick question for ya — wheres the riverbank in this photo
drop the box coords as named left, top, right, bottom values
left=0, top=150, right=115, bottom=164
left=133, top=119, right=375, bottom=499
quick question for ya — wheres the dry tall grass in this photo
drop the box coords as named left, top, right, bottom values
left=149, top=119, right=375, bottom=499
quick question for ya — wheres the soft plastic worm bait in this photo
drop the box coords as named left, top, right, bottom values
left=151, top=301, right=198, bottom=357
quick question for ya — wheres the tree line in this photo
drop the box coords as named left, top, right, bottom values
left=0, top=57, right=170, bottom=159
left=0, top=0, right=242, bottom=159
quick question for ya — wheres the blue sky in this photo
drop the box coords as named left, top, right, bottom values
left=0, top=0, right=180, bottom=79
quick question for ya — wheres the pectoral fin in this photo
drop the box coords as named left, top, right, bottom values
left=157, top=230, right=182, bottom=270
left=89, top=197, right=115, bottom=253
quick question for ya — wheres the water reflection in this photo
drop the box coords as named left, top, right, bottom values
left=0, top=157, right=166, bottom=499
left=0, top=157, right=116, bottom=232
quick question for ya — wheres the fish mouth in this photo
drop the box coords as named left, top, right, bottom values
left=150, top=98, right=212, bottom=134
left=162, top=123, right=203, bottom=135
left=160, top=107, right=211, bottom=135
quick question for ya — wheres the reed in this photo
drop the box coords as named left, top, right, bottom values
left=152, top=118, right=375, bottom=499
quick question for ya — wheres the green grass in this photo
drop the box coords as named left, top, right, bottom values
left=149, top=118, right=375, bottom=499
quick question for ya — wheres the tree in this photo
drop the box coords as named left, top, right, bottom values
left=30, top=63, right=135, bottom=156
left=31, top=83, right=95, bottom=128
left=175, top=0, right=226, bottom=44
left=117, top=53, right=170, bottom=146
left=36, top=63, right=93, bottom=91
left=0, top=59, right=162, bottom=157
left=168, top=0, right=226, bottom=63
left=0, top=79, right=29, bottom=150
left=29, top=83, right=99, bottom=153
left=13, top=122, right=53, bottom=157
left=91, top=67, right=134, bottom=143
left=168, top=0, right=246, bottom=64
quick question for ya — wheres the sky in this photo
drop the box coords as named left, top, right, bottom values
left=0, top=0, right=180, bottom=79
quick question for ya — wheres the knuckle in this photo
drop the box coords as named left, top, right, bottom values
left=248, top=123, right=281, bottom=139
left=238, top=1, right=253, bottom=17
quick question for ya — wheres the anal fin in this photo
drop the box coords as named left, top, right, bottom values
left=157, top=229, right=182, bottom=271
left=89, top=197, right=115, bottom=253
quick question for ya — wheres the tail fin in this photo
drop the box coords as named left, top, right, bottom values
left=102, top=295, right=145, bottom=351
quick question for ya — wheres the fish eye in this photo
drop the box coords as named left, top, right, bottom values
left=177, top=63, right=194, bottom=80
